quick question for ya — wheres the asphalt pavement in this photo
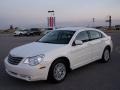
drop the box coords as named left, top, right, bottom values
left=0, top=33, right=120, bottom=90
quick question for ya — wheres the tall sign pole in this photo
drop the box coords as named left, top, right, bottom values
left=106, top=16, right=112, bottom=30
left=48, top=10, right=56, bottom=30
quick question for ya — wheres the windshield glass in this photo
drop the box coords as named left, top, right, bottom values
left=39, top=30, right=75, bottom=44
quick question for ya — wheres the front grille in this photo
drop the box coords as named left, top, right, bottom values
left=8, top=55, right=23, bottom=65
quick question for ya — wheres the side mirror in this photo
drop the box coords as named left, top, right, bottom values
left=74, top=40, right=83, bottom=45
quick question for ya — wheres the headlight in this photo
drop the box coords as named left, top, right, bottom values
left=24, top=54, right=45, bottom=66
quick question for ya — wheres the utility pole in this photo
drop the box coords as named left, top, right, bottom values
left=92, top=18, right=95, bottom=27
left=106, top=16, right=112, bottom=30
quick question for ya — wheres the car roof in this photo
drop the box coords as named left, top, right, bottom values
left=56, top=27, right=98, bottom=32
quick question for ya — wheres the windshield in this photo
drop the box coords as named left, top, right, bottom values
left=39, top=30, right=75, bottom=44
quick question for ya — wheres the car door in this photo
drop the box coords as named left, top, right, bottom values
left=87, top=30, right=104, bottom=61
left=70, top=31, right=92, bottom=69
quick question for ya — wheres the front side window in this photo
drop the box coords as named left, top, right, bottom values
left=75, top=31, right=89, bottom=42
left=88, top=30, right=103, bottom=40
left=39, top=30, right=75, bottom=44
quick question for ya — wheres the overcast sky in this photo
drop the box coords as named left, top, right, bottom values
left=0, top=0, right=120, bottom=29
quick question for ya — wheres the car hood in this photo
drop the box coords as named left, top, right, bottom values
left=10, top=42, right=66, bottom=57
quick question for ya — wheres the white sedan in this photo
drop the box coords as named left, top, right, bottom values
left=4, top=27, right=113, bottom=83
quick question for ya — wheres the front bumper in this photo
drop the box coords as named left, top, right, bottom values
left=4, top=57, right=50, bottom=81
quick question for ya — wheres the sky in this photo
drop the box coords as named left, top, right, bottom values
left=0, top=0, right=120, bottom=29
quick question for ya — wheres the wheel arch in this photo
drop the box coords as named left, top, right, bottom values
left=52, top=56, right=71, bottom=71
left=47, top=56, right=71, bottom=80
left=104, top=45, right=111, bottom=52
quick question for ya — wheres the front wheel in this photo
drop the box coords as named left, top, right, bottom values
left=101, top=48, right=110, bottom=63
left=48, top=60, right=67, bottom=83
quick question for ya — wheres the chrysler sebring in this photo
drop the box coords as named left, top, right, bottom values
left=4, top=27, right=113, bottom=83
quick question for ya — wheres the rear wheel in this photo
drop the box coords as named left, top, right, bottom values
left=48, top=60, right=67, bottom=83
left=101, top=48, right=110, bottom=63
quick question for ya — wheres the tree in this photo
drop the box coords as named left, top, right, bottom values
left=10, top=25, right=13, bottom=30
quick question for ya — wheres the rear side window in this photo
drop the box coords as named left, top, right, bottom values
left=88, top=30, right=103, bottom=40
left=75, top=31, right=89, bottom=42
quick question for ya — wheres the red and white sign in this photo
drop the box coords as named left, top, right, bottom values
left=48, top=17, right=55, bottom=29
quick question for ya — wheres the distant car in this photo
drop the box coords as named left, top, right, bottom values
left=29, top=28, right=41, bottom=35
left=14, top=29, right=29, bottom=36
left=5, top=27, right=113, bottom=83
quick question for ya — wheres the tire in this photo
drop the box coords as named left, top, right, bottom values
left=48, top=60, right=67, bottom=83
left=101, top=48, right=110, bottom=63
left=19, top=33, right=22, bottom=36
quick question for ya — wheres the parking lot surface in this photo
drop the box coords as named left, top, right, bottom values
left=0, top=33, right=120, bottom=90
